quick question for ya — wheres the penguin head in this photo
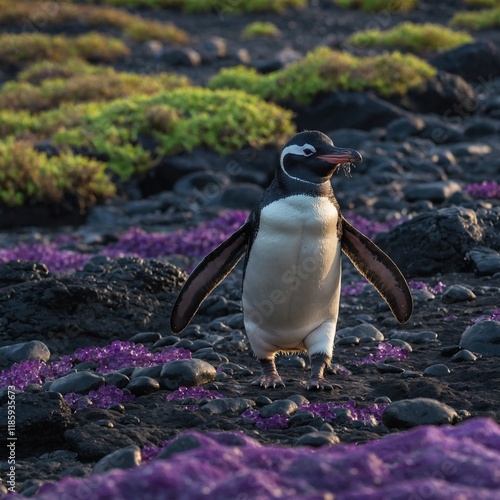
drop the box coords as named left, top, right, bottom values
left=280, top=130, right=362, bottom=184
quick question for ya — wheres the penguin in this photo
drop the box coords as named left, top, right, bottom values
left=170, top=131, right=413, bottom=390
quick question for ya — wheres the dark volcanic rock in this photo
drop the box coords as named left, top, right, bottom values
left=294, top=91, right=410, bottom=131
left=430, top=42, right=500, bottom=82
left=382, top=398, right=458, bottom=428
left=93, top=445, right=141, bottom=474
left=0, top=261, right=49, bottom=287
left=0, top=258, right=185, bottom=352
left=0, top=392, right=72, bottom=459
left=376, top=207, right=500, bottom=276
left=160, top=359, right=216, bottom=389
left=50, top=372, right=105, bottom=395
left=0, top=340, right=50, bottom=368
left=460, top=321, right=500, bottom=357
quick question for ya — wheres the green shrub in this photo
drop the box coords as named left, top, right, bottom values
left=209, top=47, right=436, bottom=104
left=0, top=138, right=115, bottom=208
left=0, top=71, right=191, bottom=112
left=334, top=0, right=419, bottom=12
left=242, top=22, right=281, bottom=39
left=18, top=59, right=102, bottom=85
left=450, top=7, right=500, bottom=29
left=464, top=0, right=500, bottom=7
left=0, top=32, right=130, bottom=65
left=170, top=0, right=306, bottom=12
left=45, top=88, right=295, bottom=180
left=0, top=1, right=188, bottom=43
left=347, top=22, right=473, bottom=52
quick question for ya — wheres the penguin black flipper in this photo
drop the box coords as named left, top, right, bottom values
left=170, top=221, right=251, bottom=333
left=341, top=218, right=413, bottom=324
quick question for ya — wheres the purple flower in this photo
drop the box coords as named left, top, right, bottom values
left=409, top=280, right=446, bottom=294
left=341, top=280, right=367, bottom=296
left=300, top=401, right=388, bottom=426
left=353, top=342, right=409, bottom=365
left=345, top=213, right=404, bottom=240
left=465, top=181, right=500, bottom=199
left=471, top=308, right=500, bottom=324
left=240, top=409, right=290, bottom=430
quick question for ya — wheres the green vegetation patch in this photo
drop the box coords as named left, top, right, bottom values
left=334, top=0, right=419, bottom=12
left=18, top=59, right=103, bottom=85
left=242, top=22, right=281, bottom=39
left=209, top=47, right=437, bottom=104
left=464, top=0, right=500, bottom=8
left=450, top=7, right=500, bottom=29
left=0, top=138, right=115, bottom=208
left=0, top=32, right=130, bottom=65
left=0, top=68, right=191, bottom=112
left=347, top=22, right=473, bottom=52
left=0, top=1, right=188, bottom=43
left=0, top=88, right=295, bottom=182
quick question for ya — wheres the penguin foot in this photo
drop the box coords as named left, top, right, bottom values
left=305, top=377, right=341, bottom=391
left=251, top=373, right=285, bottom=389
left=252, top=357, right=285, bottom=388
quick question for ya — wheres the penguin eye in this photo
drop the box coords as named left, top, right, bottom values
left=303, top=148, right=314, bottom=156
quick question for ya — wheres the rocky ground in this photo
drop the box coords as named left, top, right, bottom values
left=1, top=0, right=500, bottom=498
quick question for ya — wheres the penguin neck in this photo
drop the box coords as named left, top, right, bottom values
left=276, top=168, right=334, bottom=197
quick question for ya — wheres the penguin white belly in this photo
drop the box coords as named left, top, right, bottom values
left=243, top=194, right=341, bottom=359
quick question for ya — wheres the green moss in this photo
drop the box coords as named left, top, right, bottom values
left=347, top=22, right=474, bottom=52
left=18, top=59, right=102, bottom=85
left=0, top=138, right=115, bottom=208
left=334, top=0, right=419, bottom=12
left=242, top=22, right=281, bottom=39
left=0, top=32, right=130, bottom=65
left=209, top=47, right=436, bottom=104
left=450, top=7, right=500, bottom=29
left=0, top=1, right=188, bottom=43
left=0, top=70, right=191, bottom=112
left=464, top=0, right=500, bottom=7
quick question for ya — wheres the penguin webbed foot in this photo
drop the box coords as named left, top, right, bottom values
left=305, top=376, right=339, bottom=391
left=307, top=353, right=340, bottom=391
left=252, top=357, right=285, bottom=389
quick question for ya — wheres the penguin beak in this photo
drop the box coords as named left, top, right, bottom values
left=317, top=147, right=362, bottom=164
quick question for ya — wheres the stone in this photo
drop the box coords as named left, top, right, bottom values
left=386, top=115, right=425, bottom=142
left=50, top=372, right=105, bottom=395
left=382, top=398, right=458, bottom=428
left=93, top=445, right=141, bottom=474
left=376, top=206, right=500, bottom=277
left=451, top=350, right=477, bottom=362
left=128, top=332, right=162, bottom=343
left=296, top=431, right=340, bottom=447
left=441, top=285, right=476, bottom=304
left=259, top=400, right=298, bottom=418
left=213, top=183, right=264, bottom=210
left=163, top=47, right=201, bottom=66
left=287, top=394, right=309, bottom=406
left=131, top=365, right=163, bottom=380
left=336, top=323, right=384, bottom=342
left=0, top=340, right=50, bottom=365
left=423, top=364, right=451, bottom=377
left=200, top=398, right=254, bottom=416
left=468, top=248, right=500, bottom=276
left=389, top=331, right=438, bottom=344
left=103, top=372, right=130, bottom=389
left=430, top=42, right=500, bottom=82
left=0, top=392, right=71, bottom=457
left=0, top=261, right=49, bottom=287
left=157, top=435, right=201, bottom=459
left=126, top=376, right=160, bottom=396
left=404, top=181, right=461, bottom=203
left=160, top=359, right=217, bottom=390
left=335, top=336, right=359, bottom=346
left=375, top=363, right=405, bottom=374
left=460, top=321, right=500, bottom=357
left=288, top=411, right=315, bottom=428
left=387, top=339, right=413, bottom=352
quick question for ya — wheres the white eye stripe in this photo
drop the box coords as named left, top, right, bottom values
left=279, top=143, right=316, bottom=169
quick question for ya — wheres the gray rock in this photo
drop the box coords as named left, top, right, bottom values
left=386, top=115, right=425, bottom=141
left=375, top=363, right=405, bottom=374
left=163, top=47, right=201, bottom=66
left=460, top=321, right=500, bottom=357
left=259, top=400, right=298, bottom=418
left=287, top=394, right=309, bottom=406
left=375, top=206, right=500, bottom=277
left=337, top=323, right=384, bottom=341
left=405, top=181, right=461, bottom=203
left=200, top=398, right=253, bottom=416
left=390, top=331, right=438, bottom=344
left=296, top=431, right=340, bottom=447
left=451, top=349, right=478, bottom=362
left=189, top=340, right=214, bottom=352
left=50, top=371, right=105, bottom=395
left=0, top=340, right=50, bottom=365
left=214, top=183, right=264, bottom=210
left=93, top=445, right=141, bottom=474
left=128, top=332, right=162, bottom=343
left=157, top=435, right=201, bottom=459
left=131, top=365, right=163, bottom=380
left=103, top=372, right=130, bottom=389
left=277, top=356, right=306, bottom=369
left=288, top=411, right=315, bottom=428
left=335, top=336, right=360, bottom=346
left=386, top=339, right=413, bottom=352
left=401, top=370, right=423, bottom=379
left=423, top=364, right=451, bottom=377
left=160, top=359, right=217, bottom=390
left=468, top=248, right=500, bottom=275
left=126, top=376, right=160, bottom=396
left=382, top=398, right=458, bottom=428
left=441, top=285, right=476, bottom=304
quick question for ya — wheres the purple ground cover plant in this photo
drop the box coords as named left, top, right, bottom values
left=409, top=280, right=446, bottom=294
left=166, top=386, right=225, bottom=402
left=353, top=342, right=409, bottom=365
left=465, top=180, right=500, bottom=199
left=344, top=213, right=404, bottom=240
left=64, top=385, right=135, bottom=410
left=470, top=308, right=500, bottom=324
